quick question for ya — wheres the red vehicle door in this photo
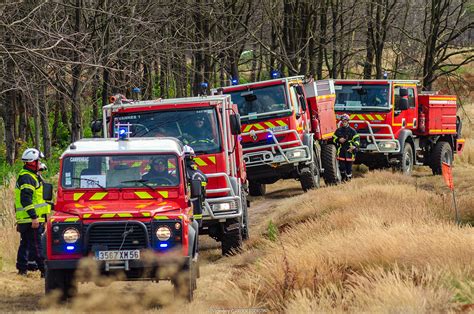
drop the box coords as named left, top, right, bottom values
left=392, top=83, right=418, bottom=131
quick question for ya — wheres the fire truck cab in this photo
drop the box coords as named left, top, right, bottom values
left=98, top=95, right=248, bottom=256
left=216, top=76, right=339, bottom=196
left=334, top=79, right=465, bottom=174
left=45, top=137, right=200, bottom=301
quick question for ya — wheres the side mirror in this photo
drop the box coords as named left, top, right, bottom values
left=295, top=85, right=304, bottom=96
left=399, top=88, right=409, bottom=97
left=43, top=183, right=53, bottom=202
left=91, top=120, right=103, bottom=133
left=298, top=95, right=307, bottom=112
left=190, top=179, right=202, bottom=198
left=230, top=114, right=242, bottom=135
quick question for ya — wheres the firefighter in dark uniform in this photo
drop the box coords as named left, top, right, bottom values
left=183, top=145, right=207, bottom=228
left=333, top=114, right=360, bottom=181
left=15, top=148, right=51, bottom=276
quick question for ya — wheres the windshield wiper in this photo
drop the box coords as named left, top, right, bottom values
left=71, top=177, right=107, bottom=191
left=120, top=179, right=156, bottom=192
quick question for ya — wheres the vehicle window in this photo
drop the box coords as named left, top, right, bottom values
left=335, top=84, right=390, bottom=111
left=114, top=108, right=221, bottom=155
left=226, top=84, right=289, bottom=116
left=62, top=154, right=180, bottom=189
left=408, top=88, right=415, bottom=108
left=290, top=86, right=300, bottom=113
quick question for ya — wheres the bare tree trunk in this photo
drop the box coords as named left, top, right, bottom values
left=38, top=79, right=51, bottom=158
left=70, top=0, right=82, bottom=142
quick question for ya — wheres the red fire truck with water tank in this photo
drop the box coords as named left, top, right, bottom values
left=95, top=95, right=248, bottom=256
left=333, top=79, right=465, bottom=174
left=45, top=136, right=201, bottom=301
left=215, top=76, right=340, bottom=196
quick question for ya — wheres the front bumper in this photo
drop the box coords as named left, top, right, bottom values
left=46, top=255, right=191, bottom=279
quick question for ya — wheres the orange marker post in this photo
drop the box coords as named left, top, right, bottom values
left=442, top=162, right=459, bottom=224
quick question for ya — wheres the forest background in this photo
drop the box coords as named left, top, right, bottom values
left=0, top=0, right=472, bottom=181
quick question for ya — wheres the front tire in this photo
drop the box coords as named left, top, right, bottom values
left=221, top=218, right=243, bottom=256
left=300, top=153, right=321, bottom=192
left=45, top=269, right=76, bottom=301
left=397, top=143, right=414, bottom=175
left=173, top=260, right=197, bottom=302
left=430, top=141, right=453, bottom=175
left=240, top=188, right=249, bottom=240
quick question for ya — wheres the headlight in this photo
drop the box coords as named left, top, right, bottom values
left=212, top=201, right=238, bottom=212
left=63, top=228, right=80, bottom=244
left=377, top=141, right=398, bottom=150
left=286, top=149, right=306, bottom=159
left=156, top=226, right=171, bottom=241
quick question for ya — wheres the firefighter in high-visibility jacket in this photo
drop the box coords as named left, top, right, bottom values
left=183, top=145, right=207, bottom=228
left=333, top=114, right=360, bottom=181
left=15, top=148, right=51, bottom=276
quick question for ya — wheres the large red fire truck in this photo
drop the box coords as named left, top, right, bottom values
left=45, top=137, right=201, bottom=300
left=215, top=76, right=340, bottom=196
left=334, top=79, right=465, bottom=174
left=97, top=95, right=248, bottom=255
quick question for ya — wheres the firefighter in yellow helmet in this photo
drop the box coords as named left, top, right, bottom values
left=15, top=148, right=51, bottom=276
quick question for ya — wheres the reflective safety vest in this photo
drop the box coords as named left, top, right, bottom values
left=14, top=169, right=51, bottom=223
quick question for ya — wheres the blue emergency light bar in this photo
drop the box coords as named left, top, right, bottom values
left=271, top=70, right=280, bottom=79
left=114, top=122, right=132, bottom=140
left=231, top=77, right=239, bottom=85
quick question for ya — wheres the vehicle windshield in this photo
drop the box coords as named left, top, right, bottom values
left=61, top=154, right=180, bottom=189
left=226, top=84, right=289, bottom=118
left=113, top=108, right=221, bottom=154
left=335, top=84, right=390, bottom=111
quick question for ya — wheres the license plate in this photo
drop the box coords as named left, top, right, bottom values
left=95, top=250, right=140, bottom=261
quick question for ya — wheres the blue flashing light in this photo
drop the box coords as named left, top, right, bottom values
left=66, top=245, right=75, bottom=251
left=383, top=71, right=388, bottom=79
left=159, top=243, right=168, bottom=248
left=200, top=82, right=209, bottom=89
left=231, top=77, right=239, bottom=85
left=267, top=134, right=273, bottom=139
left=271, top=70, right=280, bottom=79
left=132, top=87, right=141, bottom=93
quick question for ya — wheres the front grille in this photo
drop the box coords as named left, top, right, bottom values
left=242, top=135, right=286, bottom=149
left=85, top=221, right=151, bottom=252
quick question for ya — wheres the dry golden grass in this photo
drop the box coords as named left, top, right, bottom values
left=0, top=102, right=472, bottom=312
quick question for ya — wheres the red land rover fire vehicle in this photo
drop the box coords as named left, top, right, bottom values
left=216, top=76, right=340, bottom=196
left=45, top=137, right=201, bottom=300
left=334, top=80, right=465, bottom=174
left=97, top=95, right=248, bottom=255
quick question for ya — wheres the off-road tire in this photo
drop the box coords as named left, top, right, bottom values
left=45, top=269, right=76, bottom=301
left=248, top=181, right=266, bottom=196
left=173, top=261, right=197, bottom=302
left=240, top=188, right=249, bottom=240
left=321, top=144, right=341, bottom=185
left=221, top=218, right=243, bottom=256
left=430, top=141, right=453, bottom=175
left=300, top=153, right=321, bottom=192
left=397, top=143, right=414, bottom=175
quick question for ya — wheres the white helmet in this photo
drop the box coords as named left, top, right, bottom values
left=21, top=148, right=44, bottom=163
left=183, top=145, right=195, bottom=158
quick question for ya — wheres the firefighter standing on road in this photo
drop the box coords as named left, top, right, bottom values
left=15, top=148, right=50, bottom=277
left=184, top=145, right=207, bottom=228
left=333, top=114, right=360, bottom=181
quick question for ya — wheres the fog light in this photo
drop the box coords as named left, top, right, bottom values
left=286, top=149, right=306, bottom=159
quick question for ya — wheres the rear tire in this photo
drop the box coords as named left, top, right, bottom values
left=45, top=269, right=76, bottom=301
left=430, top=141, right=453, bottom=175
left=221, top=218, right=243, bottom=256
left=248, top=181, right=266, bottom=196
left=321, top=144, right=341, bottom=185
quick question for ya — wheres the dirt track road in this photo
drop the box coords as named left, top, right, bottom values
left=0, top=180, right=303, bottom=312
